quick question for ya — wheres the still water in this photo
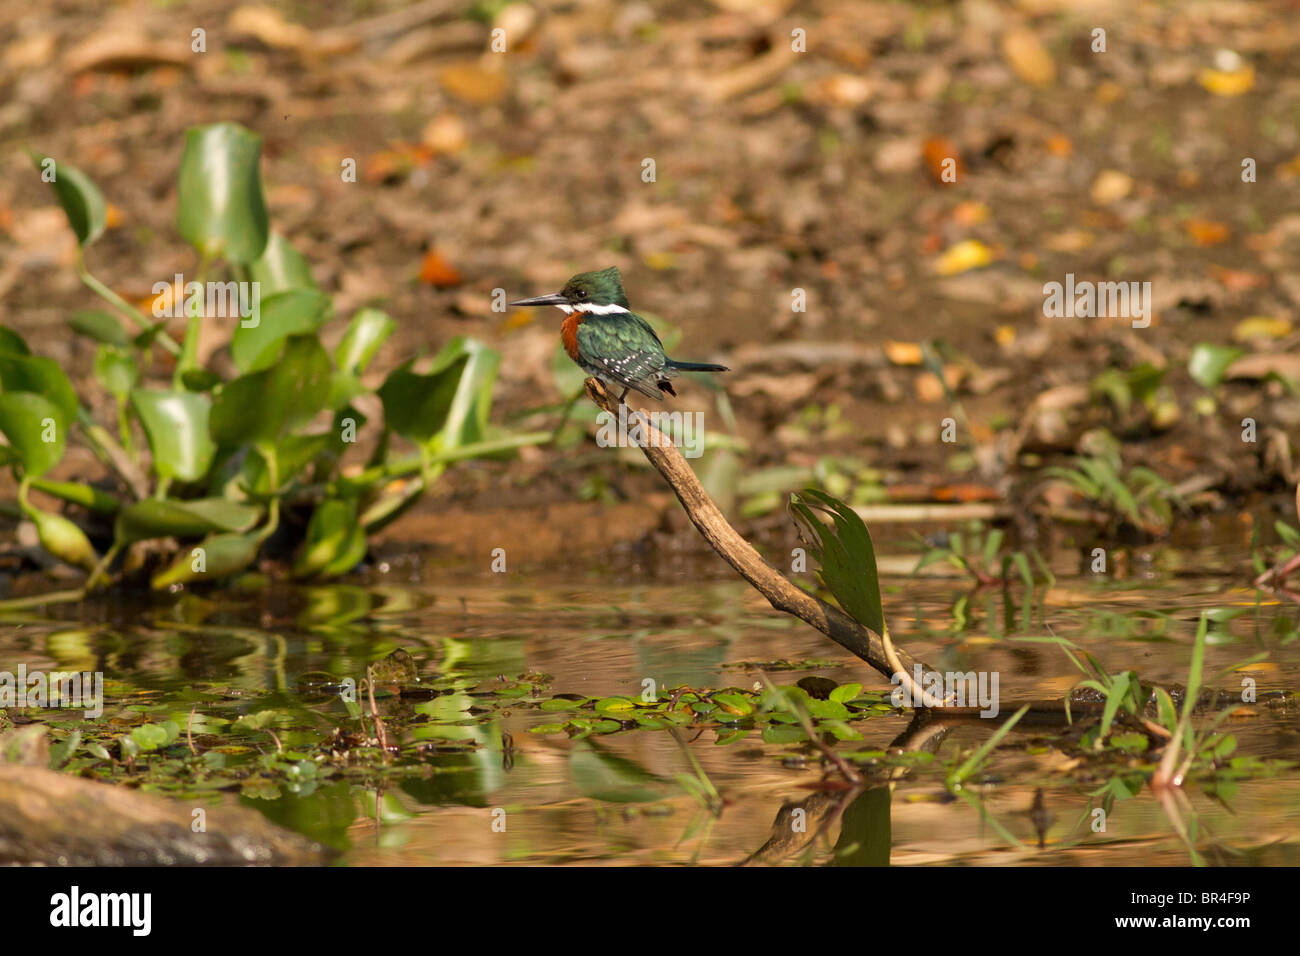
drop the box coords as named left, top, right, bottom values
left=3, top=552, right=1298, bottom=866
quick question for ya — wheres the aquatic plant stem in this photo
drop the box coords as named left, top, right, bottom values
left=75, top=253, right=182, bottom=357
left=583, top=378, right=935, bottom=688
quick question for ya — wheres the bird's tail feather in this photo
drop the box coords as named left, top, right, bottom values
left=663, top=359, right=728, bottom=372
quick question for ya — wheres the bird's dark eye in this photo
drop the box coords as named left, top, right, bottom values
left=576, top=289, right=587, bottom=299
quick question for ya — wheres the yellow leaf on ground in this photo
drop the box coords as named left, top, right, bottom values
left=421, top=112, right=467, bottom=154
left=933, top=239, right=993, bottom=276
left=884, top=341, right=923, bottom=366
left=1233, top=316, right=1291, bottom=341
left=439, top=63, right=508, bottom=105
left=1002, top=29, right=1055, bottom=87
left=1198, top=66, right=1254, bottom=97
left=1090, top=169, right=1132, bottom=205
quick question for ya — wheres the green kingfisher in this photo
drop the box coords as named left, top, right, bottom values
left=509, top=267, right=728, bottom=403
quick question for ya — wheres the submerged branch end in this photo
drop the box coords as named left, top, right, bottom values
left=582, top=378, right=936, bottom=688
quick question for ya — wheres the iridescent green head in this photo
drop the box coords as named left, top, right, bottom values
left=510, top=267, right=630, bottom=314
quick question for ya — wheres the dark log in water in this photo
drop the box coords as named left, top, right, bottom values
left=0, top=766, right=330, bottom=866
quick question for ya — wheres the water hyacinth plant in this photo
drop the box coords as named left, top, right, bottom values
left=2, top=122, right=540, bottom=589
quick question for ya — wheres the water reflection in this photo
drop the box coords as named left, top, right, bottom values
left=1, top=571, right=1298, bottom=865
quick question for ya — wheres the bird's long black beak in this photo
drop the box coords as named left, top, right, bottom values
left=508, top=292, right=567, bottom=308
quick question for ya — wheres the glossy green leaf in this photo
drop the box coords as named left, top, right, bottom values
left=0, top=327, right=31, bottom=355
left=176, top=122, right=269, bottom=264
left=231, top=289, right=332, bottom=373
left=0, top=393, right=67, bottom=476
left=114, top=497, right=261, bottom=544
left=789, top=489, right=884, bottom=635
left=68, top=310, right=128, bottom=347
left=35, top=154, right=106, bottom=247
left=130, top=389, right=216, bottom=482
left=211, top=336, right=332, bottom=446
left=0, top=351, right=79, bottom=423
left=29, top=477, right=120, bottom=513
left=294, top=498, right=367, bottom=578
left=152, top=532, right=261, bottom=588
left=1188, top=343, right=1244, bottom=389
left=248, top=232, right=317, bottom=296
left=94, top=345, right=137, bottom=399
left=327, top=372, right=365, bottom=412
left=378, top=338, right=499, bottom=449
left=238, top=433, right=331, bottom=496
left=335, top=308, right=396, bottom=375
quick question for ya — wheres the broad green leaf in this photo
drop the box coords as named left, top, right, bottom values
left=152, top=532, right=261, bottom=588
left=94, top=345, right=137, bottom=399
left=294, top=498, right=367, bottom=578
left=327, top=372, right=365, bottom=412
left=0, top=351, right=79, bottom=423
left=68, top=310, right=128, bottom=347
left=378, top=337, right=499, bottom=449
left=379, top=358, right=464, bottom=444
left=0, top=327, right=31, bottom=355
left=35, top=154, right=106, bottom=247
left=829, top=682, right=863, bottom=704
left=238, top=433, right=331, bottom=496
left=230, top=289, right=332, bottom=373
left=335, top=308, right=395, bottom=375
left=130, top=389, right=216, bottom=482
left=248, top=232, right=317, bottom=295
left=129, top=722, right=178, bottom=752
left=114, top=497, right=260, bottom=544
left=789, top=489, right=884, bottom=635
left=176, top=122, right=269, bottom=264
left=211, top=335, right=332, bottom=446
left=1188, top=343, right=1244, bottom=389
left=0, top=393, right=67, bottom=475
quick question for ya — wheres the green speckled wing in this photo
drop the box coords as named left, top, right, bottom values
left=575, top=312, right=668, bottom=398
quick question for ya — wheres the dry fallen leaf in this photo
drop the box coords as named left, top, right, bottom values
left=364, top=143, right=433, bottom=183
left=1226, top=353, right=1300, bottom=381
left=1045, top=133, right=1072, bottom=157
left=1209, top=265, right=1266, bottom=291
left=228, top=6, right=315, bottom=52
left=421, top=112, right=468, bottom=154
left=439, top=63, right=508, bottom=105
left=1184, top=218, right=1230, bottom=246
left=1002, top=29, right=1055, bottom=87
left=922, top=137, right=961, bottom=182
left=951, top=201, right=989, bottom=226
left=418, top=250, right=463, bottom=287
left=1090, top=169, right=1133, bottom=205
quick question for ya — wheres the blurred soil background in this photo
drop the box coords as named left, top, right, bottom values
left=3, top=0, right=1300, bottom=572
